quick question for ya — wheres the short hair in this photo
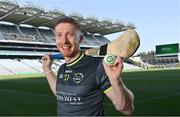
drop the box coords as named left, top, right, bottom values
left=54, top=16, right=81, bottom=30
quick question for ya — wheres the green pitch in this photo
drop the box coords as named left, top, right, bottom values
left=0, top=69, right=180, bottom=116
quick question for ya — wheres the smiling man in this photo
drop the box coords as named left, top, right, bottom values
left=41, top=16, right=134, bottom=116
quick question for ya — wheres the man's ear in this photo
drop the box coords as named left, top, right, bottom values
left=79, top=35, right=84, bottom=44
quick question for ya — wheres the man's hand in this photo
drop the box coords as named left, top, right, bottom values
left=41, top=54, right=54, bottom=72
left=41, top=54, right=57, bottom=96
left=103, top=56, right=123, bottom=80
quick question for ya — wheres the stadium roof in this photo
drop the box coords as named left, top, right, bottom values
left=0, top=0, right=135, bottom=35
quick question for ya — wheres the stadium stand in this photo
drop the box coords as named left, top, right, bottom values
left=38, top=28, right=55, bottom=43
left=0, top=0, right=136, bottom=75
left=140, top=43, right=180, bottom=69
left=0, top=59, right=40, bottom=74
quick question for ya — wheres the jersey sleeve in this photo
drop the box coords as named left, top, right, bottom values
left=96, top=61, right=112, bottom=94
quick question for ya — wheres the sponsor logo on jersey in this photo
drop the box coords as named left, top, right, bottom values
left=57, top=91, right=82, bottom=105
left=57, top=95, right=81, bottom=102
left=73, top=73, right=84, bottom=84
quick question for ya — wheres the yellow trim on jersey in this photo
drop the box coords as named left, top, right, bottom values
left=104, top=86, right=112, bottom=94
left=67, top=52, right=84, bottom=66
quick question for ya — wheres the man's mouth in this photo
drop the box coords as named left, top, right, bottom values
left=62, top=46, right=70, bottom=49
left=61, top=45, right=71, bottom=50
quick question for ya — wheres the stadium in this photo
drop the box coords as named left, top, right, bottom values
left=0, top=0, right=180, bottom=116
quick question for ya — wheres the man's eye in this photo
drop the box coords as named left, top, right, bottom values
left=69, top=33, right=74, bottom=36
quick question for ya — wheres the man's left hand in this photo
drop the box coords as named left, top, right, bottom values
left=103, top=56, right=124, bottom=80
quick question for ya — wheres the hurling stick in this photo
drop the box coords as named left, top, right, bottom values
left=84, top=29, right=140, bottom=58
left=84, top=29, right=140, bottom=66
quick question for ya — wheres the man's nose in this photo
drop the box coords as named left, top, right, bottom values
left=61, top=35, right=68, bottom=44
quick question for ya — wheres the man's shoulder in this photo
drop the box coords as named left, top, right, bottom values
left=84, top=54, right=103, bottom=62
left=83, top=55, right=103, bottom=65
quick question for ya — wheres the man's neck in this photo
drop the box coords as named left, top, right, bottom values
left=64, top=51, right=81, bottom=63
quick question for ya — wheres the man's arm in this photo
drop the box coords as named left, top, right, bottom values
left=103, top=57, right=134, bottom=115
left=105, top=79, right=134, bottom=115
left=42, top=55, right=57, bottom=96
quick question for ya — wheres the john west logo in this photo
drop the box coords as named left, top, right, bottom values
left=73, top=73, right=84, bottom=84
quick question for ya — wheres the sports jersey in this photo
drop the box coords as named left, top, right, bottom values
left=56, top=51, right=112, bottom=116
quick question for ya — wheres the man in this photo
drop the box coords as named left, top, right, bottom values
left=42, top=17, right=134, bottom=116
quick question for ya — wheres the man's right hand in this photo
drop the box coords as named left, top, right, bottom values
left=41, top=54, right=54, bottom=73
left=41, top=55, right=57, bottom=96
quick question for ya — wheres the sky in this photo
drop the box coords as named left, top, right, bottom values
left=16, top=0, right=180, bottom=54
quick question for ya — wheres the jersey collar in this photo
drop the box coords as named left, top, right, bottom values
left=66, top=51, right=84, bottom=66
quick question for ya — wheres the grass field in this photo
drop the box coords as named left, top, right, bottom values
left=0, top=69, right=180, bottom=116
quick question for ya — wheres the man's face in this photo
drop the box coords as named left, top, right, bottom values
left=54, top=23, right=82, bottom=58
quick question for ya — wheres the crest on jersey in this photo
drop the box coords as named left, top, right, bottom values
left=73, top=73, right=84, bottom=84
